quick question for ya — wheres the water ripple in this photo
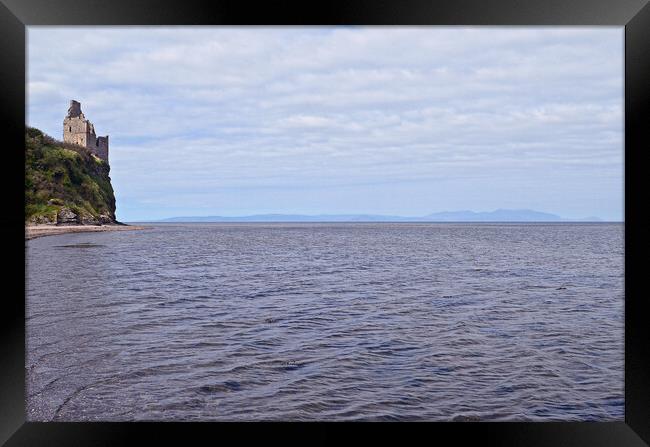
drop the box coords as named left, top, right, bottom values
left=26, top=223, right=624, bottom=421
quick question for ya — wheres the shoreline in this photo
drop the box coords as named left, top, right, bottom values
left=25, top=224, right=146, bottom=240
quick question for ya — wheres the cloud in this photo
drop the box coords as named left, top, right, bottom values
left=27, top=27, right=623, bottom=221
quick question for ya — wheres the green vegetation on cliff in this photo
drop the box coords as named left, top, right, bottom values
left=25, top=127, right=117, bottom=225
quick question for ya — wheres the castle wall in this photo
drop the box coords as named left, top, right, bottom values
left=62, top=100, right=109, bottom=162
left=63, top=116, right=89, bottom=147
left=96, top=136, right=109, bottom=161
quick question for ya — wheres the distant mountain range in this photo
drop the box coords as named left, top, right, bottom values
left=154, top=209, right=604, bottom=223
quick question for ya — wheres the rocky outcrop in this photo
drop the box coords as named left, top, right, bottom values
left=98, top=214, right=114, bottom=225
left=56, top=207, right=79, bottom=225
left=52, top=207, right=119, bottom=226
left=27, top=214, right=56, bottom=225
left=25, top=127, right=118, bottom=226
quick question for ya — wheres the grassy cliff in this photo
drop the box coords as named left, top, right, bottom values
left=25, top=127, right=117, bottom=225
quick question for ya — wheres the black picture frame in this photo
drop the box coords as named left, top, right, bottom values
left=2, top=0, right=648, bottom=445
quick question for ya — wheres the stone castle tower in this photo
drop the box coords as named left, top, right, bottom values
left=63, top=100, right=109, bottom=162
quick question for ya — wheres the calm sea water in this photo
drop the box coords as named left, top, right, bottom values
left=26, top=223, right=624, bottom=421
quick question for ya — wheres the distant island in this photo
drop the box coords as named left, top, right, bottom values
left=153, top=210, right=604, bottom=223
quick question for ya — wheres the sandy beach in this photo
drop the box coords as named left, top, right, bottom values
left=26, top=224, right=146, bottom=240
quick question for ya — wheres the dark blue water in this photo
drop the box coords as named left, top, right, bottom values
left=26, top=223, right=624, bottom=421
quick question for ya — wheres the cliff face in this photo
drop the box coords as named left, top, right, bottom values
left=25, top=127, right=117, bottom=225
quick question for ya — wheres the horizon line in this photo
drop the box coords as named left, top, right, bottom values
left=126, top=220, right=621, bottom=223
left=122, top=209, right=619, bottom=223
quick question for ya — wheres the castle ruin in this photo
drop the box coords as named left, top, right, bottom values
left=63, top=100, right=109, bottom=162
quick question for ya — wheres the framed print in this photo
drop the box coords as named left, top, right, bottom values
left=1, top=0, right=649, bottom=445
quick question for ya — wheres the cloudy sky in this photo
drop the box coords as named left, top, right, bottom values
left=27, top=27, right=623, bottom=222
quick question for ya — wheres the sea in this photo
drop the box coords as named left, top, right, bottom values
left=26, top=223, right=624, bottom=421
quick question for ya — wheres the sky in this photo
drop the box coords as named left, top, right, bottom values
left=27, top=27, right=624, bottom=222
